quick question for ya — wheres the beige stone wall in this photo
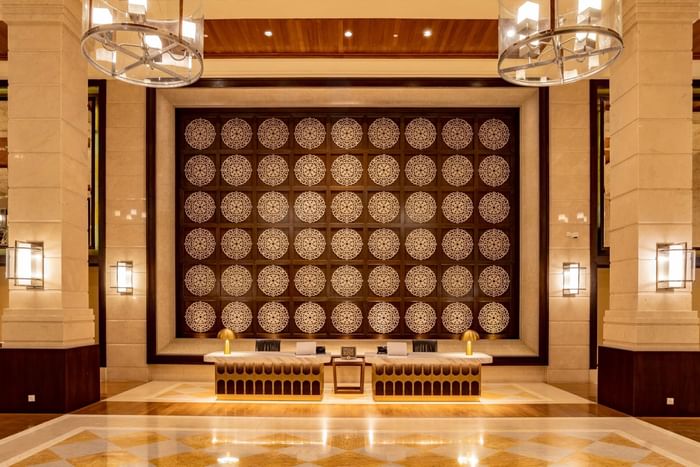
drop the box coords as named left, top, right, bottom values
left=547, top=82, right=591, bottom=383
left=104, top=81, right=148, bottom=381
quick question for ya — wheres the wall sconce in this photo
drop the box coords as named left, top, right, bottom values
left=562, top=262, right=586, bottom=296
left=656, top=243, right=696, bottom=290
left=110, top=260, right=134, bottom=295
left=6, top=241, right=44, bottom=289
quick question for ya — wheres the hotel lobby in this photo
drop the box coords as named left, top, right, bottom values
left=0, top=0, right=699, bottom=465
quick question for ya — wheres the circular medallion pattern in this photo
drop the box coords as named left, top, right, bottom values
left=479, top=155, right=510, bottom=187
left=368, top=118, right=400, bottom=149
left=405, top=302, right=436, bottom=334
left=441, top=302, right=473, bottom=334
left=405, top=117, right=436, bottom=150
left=331, top=118, right=363, bottom=149
left=441, top=118, right=473, bottom=150
left=369, top=265, right=400, bottom=297
left=221, top=154, right=252, bottom=186
left=293, top=191, right=325, bottom=223
left=368, top=228, right=400, bottom=260
left=368, top=302, right=400, bottom=334
left=442, top=228, right=473, bottom=261
left=294, top=265, right=326, bottom=297
left=221, top=302, right=252, bottom=333
left=478, top=302, right=509, bottom=334
left=257, top=228, right=289, bottom=260
left=185, top=118, right=216, bottom=150
left=442, top=155, right=473, bottom=187
left=257, top=154, right=289, bottom=186
left=257, top=265, right=289, bottom=297
left=185, top=301, right=216, bottom=333
left=221, top=265, right=253, bottom=297
left=405, top=228, right=437, bottom=260
left=184, top=191, right=216, bottom=223
left=331, top=154, right=363, bottom=186
left=331, top=265, right=363, bottom=297
left=405, top=191, right=436, bottom=224
left=294, top=117, right=326, bottom=150
left=368, top=154, right=400, bottom=186
left=331, top=191, right=363, bottom=223
left=368, top=191, right=400, bottom=223
left=478, top=265, right=510, bottom=297
left=257, top=191, right=289, bottom=223
left=258, top=302, right=289, bottom=333
left=221, top=191, right=252, bottom=223
left=258, top=118, right=289, bottom=150
left=331, top=302, right=363, bottom=334
left=405, top=265, right=437, bottom=297
left=478, top=118, right=510, bottom=150
left=478, top=192, right=510, bottom=224
left=221, top=118, right=252, bottom=150
left=221, top=228, right=252, bottom=260
left=331, top=228, right=363, bottom=260
left=442, top=265, right=473, bottom=298
left=185, top=264, right=216, bottom=296
left=294, top=302, right=326, bottom=333
left=405, top=154, right=436, bottom=186
left=294, top=228, right=326, bottom=260
left=478, top=229, right=510, bottom=261
left=185, top=155, right=216, bottom=187
left=294, top=154, right=326, bottom=186
left=184, top=228, right=216, bottom=260
left=442, top=191, right=473, bottom=224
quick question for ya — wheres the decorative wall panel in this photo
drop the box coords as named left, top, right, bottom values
left=176, top=109, right=519, bottom=339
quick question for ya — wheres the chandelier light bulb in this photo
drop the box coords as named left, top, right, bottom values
left=127, top=0, right=147, bottom=15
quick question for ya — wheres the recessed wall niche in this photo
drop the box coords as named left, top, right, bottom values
left=176, top=108, right=519, bottom=340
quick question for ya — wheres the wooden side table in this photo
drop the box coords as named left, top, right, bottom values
left=331, top=356, right=365, bottom=394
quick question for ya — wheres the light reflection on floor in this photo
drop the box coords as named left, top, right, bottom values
left=2, top=415, right=698, bottom=466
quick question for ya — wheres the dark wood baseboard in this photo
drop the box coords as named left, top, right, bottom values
left=0, top=345, right=100, bottom=413
left=598, top=346, right=700, bottom=416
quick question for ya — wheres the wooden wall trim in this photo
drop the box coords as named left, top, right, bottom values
left=146, top=78, right=550, bottom=366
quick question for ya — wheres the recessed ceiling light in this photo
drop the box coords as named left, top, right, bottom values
left=393, top=33, right=399, bottom=38
left=264, top=30, right=273, bottom=37
left=423, top=28, right=432, bottom=37
left=344, top=30, right=353, bottom=38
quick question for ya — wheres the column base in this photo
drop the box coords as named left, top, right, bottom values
left=0, top=344, right=100, bottom=413
left=598, top=346, right=700, bottom=416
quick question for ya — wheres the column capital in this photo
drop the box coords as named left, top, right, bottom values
left=0, top=0, right=81, bottom=33
left=623, top=0, right=699, bottom=29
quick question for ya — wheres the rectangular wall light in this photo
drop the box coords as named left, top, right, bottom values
left=562, top=262, right=586, bottom=296
left=656, top=243, right=696, bottom=290
left=5, top=241, right=44, bottom=289
left=110, top=260, right=134, bottom=295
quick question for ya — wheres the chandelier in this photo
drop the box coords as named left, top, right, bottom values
left=498, top=0, right=623, bottom=86
left=81, top=0, right=204, bottom=88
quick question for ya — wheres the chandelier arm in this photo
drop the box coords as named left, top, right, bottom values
left=116, top=59, right=147, bottom=76
left=93, top=34, right=146, bottom=62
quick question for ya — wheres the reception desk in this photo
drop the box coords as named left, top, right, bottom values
left=204, top=352, right=331, bottom=401
left=365, top=352, right=492, bottom=402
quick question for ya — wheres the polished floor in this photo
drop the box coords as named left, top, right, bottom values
left=0, top=381, right=698, bottom=466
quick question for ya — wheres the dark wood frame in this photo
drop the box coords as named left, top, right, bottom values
left=147, top=78, right=549, bottom=366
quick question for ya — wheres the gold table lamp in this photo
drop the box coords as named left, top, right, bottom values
left=461, top=330, right=480, bottom=356
left=217, top=328, right=235, bottom=355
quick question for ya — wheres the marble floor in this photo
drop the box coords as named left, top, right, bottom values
left=2, top=414, right=699, bottom=466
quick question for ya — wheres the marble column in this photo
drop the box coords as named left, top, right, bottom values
left=604, top=0, right=700, bottom=350
left=0, top=0, right=94, bottom=347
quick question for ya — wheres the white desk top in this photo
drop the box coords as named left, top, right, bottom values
left=364, top=352, right=493, bottom=364
left=203, top=351, right=331, bottom=364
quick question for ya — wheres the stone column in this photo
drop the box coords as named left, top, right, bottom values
left=604, top=0, right=699, bottom=350
left=0, top=0, right=94, bottom=348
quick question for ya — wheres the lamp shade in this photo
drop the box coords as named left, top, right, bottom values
left=217, top=329, right=235, bottom=341
left=656, top=243, right=696, bottom=290
left=461, top=330, right=480, bottom=342
left=6, top=241, right=44, bottom=289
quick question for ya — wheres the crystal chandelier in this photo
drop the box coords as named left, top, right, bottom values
left=81, top=0, right=204, bottom=88
left=498, top=0, right=623, bottom=86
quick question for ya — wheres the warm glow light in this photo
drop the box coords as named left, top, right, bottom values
left=505, top=28, right=516, bottom=38
left=344, top=30, right=353, bottom=38
left=517, top=1, right=540, bottom=25
left=657, top=243, right=694, bottom=290
left=264, top=30, right=273, bottom=37
left=217, top=454, right=239, bottom=464
left=458, top=454, right=479, bottom=466
left=92, top=8, right=113, bottom=26
left=578, top=0, right=602, bottom=13
left=423, top=28, right=432, bottom=37
left=128, top=0, right=148, bottom=15
left=144, top=35, right=163, bottom=50
left=182, top=21, right=197, bottom=40
left=563, top=262, right=585, bottom=296
left=7, top=241, right=44, bottom=288
left=111, top=261, right=134, bottom=295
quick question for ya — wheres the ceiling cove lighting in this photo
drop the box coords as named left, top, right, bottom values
left=6, top=241, right=44, bottom=289
left=562, top=262, right=586, bottom=296
left=497, top=0, right=623, bottom=86
left=656, top=243, right=696, bottom=290
left=81, top=0, right=204, bottom=88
